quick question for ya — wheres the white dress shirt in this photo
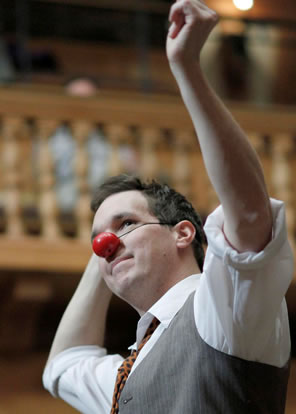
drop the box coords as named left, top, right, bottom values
left=43, top=198, right=294, bottom=414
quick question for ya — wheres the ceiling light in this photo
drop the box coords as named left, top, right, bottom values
left=233, top=0, right=254, bottom=11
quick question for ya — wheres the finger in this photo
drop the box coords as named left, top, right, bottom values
left=194, top=0, right=219, bottom=19
left=168, top=0, right=188, bottom=22
left=170, top=0, right=216, bottom=19
left=168, top=19, right=184, bottom=39
left=169, top=0, right=207, bottom=23
left=168, top=3, right=186, bottom=38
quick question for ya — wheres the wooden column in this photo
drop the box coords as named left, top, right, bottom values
left=139, top=127, right=162, bottom=180
left=172, top=129, right=194, bottom=200
left=36, top=119, right=60, bottom=239
left=19, top=121, right=36, bottom=208
left=105, top=124, right=129, bottom=177
left=72, top=121, right=92, bottom=241
left=1, top=117, right=23, bottom=237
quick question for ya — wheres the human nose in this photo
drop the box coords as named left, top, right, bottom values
left=92, top=232, right=121, bottom=258
left=92, top=222, right=165, bottom=258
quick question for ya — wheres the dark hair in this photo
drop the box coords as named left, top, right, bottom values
left=91, top=174, right=206, bottom=271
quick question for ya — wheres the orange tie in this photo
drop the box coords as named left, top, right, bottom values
left=110, top=317, right=160, bottom=414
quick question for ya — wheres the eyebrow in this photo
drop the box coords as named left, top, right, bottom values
left=90, top=212, right=137, bottom=243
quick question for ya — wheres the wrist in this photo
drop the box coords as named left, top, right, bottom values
left=169, top=61, right=209, bottom=102
left=169, top=59, right=203, bottom=83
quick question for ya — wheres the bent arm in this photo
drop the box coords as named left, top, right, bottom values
left=167, top=1, right=272, bottom=252
left=46, top=253, right=112, bottom=365
left=173, top=64, right=272, bottom=252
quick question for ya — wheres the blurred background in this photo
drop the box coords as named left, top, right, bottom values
left=0, top=0, right=295, bottom=413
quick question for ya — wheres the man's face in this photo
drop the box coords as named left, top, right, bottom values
left=92, top=190, right=178, bottom=310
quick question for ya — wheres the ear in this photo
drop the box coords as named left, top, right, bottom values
left=173, top=220, right=196, bottom=249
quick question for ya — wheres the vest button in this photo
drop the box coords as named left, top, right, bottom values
left=123, top=397, right=133, bottom=404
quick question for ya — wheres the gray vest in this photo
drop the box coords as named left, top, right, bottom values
left=119, top=292, right=290, bottom=414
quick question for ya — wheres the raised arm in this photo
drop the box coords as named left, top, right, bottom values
left=167, top=0, right=272, bottom=253
left=46, top=253, right=112, bottom=364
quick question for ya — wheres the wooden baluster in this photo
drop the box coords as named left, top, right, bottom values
left=120, top=128, right=139, bottom=175
left=72, top=121, right=92, bottom=241
left=139, top=127, right=162, bottom=180
left=271, top=134, right=295, bottom=251
left=36, top=120, right=60, bottom=239
left=105, top=125, right=129, bottom=176
left=1, top=117, right=23, bottom=237
left=172, top=129, right=194, bottom=200
left=19, top=121, right=36, bottom=208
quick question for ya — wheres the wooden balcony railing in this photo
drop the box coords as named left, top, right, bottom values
left=0, top=84, right=295, bottom=278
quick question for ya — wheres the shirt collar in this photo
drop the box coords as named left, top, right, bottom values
left=134, top=274, right=201, bottom=346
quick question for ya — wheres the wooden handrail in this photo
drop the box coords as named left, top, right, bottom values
left=0, top=85, right=295, bottom=131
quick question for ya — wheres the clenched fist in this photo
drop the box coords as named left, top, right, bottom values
left=166, top=0, right=219, bottom=67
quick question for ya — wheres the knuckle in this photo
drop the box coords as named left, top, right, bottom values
left=182, top=0, right=192, bottom=8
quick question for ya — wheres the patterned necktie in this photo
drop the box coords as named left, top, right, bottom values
left=110, top=317, right=160, bottom=414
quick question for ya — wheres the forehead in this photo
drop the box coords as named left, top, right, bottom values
left=93, top=190, right=154, bottom=224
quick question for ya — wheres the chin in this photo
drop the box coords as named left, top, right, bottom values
left=109, top=271, right=135, bottom=295
left=113, top=272, right=146, bottom=303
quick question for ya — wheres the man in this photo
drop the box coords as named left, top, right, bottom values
left=43, top=1, right=293, bottom=413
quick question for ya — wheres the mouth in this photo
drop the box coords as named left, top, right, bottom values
left=111, top=255, right=133, bottom=274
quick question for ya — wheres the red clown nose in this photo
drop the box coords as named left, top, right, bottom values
left=92, top=232, right=120, bottom=258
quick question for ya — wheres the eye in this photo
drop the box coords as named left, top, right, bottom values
left=120, top=219, right=137, bottom=230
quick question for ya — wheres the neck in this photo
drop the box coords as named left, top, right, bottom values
left=128, top=261, right=200, bottom=315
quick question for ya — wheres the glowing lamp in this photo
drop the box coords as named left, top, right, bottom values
left=233, top=0, right=254, bottom=11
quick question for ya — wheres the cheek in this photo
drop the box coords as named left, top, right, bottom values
left=134, top=236, right=166, bottom=264
left=151, top=237, right=175, bottom=265
left=127, top=229, right=174, bottom=267
left=126, top=237, right=150, bottom=268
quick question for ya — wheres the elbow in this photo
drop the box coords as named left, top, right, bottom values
left=224, top=199, right=273, bottom=253
left=42, top=358, right=60, bottom=398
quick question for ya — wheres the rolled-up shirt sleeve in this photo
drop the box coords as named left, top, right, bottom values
left=43, top=346, right=123, bottom=414
left=196, top=198, right=294, bottom=367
